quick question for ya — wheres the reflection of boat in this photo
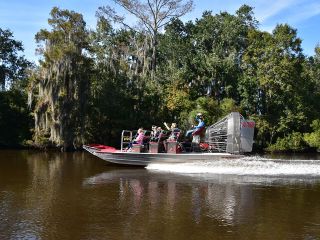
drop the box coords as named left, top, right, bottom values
left=83, top=166, right=320, bottom=227
left=83, top=112, right=255, bottom=166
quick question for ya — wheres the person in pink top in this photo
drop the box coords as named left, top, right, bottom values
left=127, top=128, right=145, bottom=150
left=134, top=128, right=145, bottom=144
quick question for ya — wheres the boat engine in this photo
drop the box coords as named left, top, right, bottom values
left=206, top=112, right=255, bottom=154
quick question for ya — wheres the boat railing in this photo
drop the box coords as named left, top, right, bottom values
left=121, top=130, right=133, bottom=152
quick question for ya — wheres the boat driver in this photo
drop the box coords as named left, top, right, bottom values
left=185, top=113, right=205, bottom=138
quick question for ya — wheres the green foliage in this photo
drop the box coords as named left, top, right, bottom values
left=0, top=28, right=32, bottom=147
left=240, top=24, right=309, bottom=148
left=0, top=90, right=32, bottom=147
left=0, top=28, right=30, bottom=90
left=304, top=120, right=320, bottom=151
left=220, top=98, right=240, bottom=117
left=267, top=132, right=307, bottom=152
left=181, top=97, right=220, bottom=128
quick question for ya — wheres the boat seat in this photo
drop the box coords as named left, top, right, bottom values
left=166, top=141, right=180, bottom=154
left=192, top=126, right=205, bottom=136
left=148, top=142, right=159, bottom=153
left=131, top=144, right=143, bottom=153
left=151, top=131, right=170, bottom=153
left=168, top=130, right=181, bottom=142
left=192, top=127, right=206, bottom=151
left=192, top=127, right=206, bottom=143
left=192, top=135, right=201, bottom=144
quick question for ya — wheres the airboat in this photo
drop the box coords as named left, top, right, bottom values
left=83, top=112, right=255, bottom=166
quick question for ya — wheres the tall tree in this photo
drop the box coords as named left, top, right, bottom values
left=240, top=24, right=306, bottom=146
left=82, top=14, right=165, bottom=148
left=29, top=7, right=92, bottom=150
left=305, top=46, right=320, bottom=119
left=87, top=17, right=135, bottom=145
left=190, top=5, right=257, bottom=101
left=0, top=28, right=30, bottom=90
left=98, top=0, right=193, bottom=78
left=0, top=28, right=32, bottom=146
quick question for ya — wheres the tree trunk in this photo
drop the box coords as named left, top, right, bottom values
left=151, top=33, right=157, bottom=79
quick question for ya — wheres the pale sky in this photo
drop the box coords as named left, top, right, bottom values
left=1, top=0, right=320, bottom=63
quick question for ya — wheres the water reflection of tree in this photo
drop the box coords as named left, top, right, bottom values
left=109, top=171, right=256, bottom=226
left=6, top=151, right=95, bottom=239
left=96, top=172, right=320, bottom=238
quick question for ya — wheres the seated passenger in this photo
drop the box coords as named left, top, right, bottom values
left=156, top=127, right=163, bottom=138
left=127, top=128, right=145, bottom=149
left=185, top=113, right=205, bottom=138
left=162, top=122, right=180, bottom=144
left=155, top=127, right=168, bottom=152
left=164, top=122, right=179, bottom=132
left=150, top=125, right=158, bottom=141
left=169, top=123, right=181, bottom=141
left=134, top=128, right=145, bottom=144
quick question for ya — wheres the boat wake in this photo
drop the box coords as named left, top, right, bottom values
left=82, top=156, right=320, bottom=187
left=146, top=156, right=320, bottom=177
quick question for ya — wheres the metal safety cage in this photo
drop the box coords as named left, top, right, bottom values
left=206, top=112, right=255, bottom=154
left=206, top=115, right=229, bottom=153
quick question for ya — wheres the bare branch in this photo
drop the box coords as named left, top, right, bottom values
left=147, top=0, right=157, bottom=24
left=103, top=0, right=194, bottom=75
left=112, top=0, right=193, bottom=32
left=114, top=0, right=154, bottom=33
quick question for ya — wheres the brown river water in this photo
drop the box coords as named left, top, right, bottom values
left=1, top=150, right=320, bottom=240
